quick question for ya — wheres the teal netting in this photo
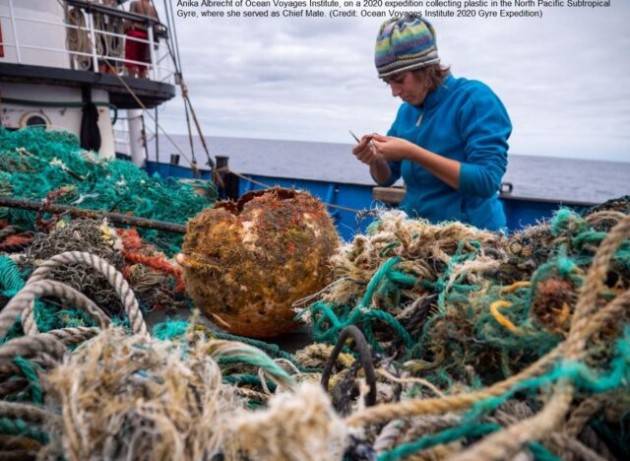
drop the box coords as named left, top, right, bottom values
left=0, top=128, right=216, bottom=254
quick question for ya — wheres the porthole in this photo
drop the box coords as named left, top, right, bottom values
left=19, top=112, right=51, bottom=129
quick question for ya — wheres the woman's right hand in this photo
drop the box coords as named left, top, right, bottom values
left=352, top=134, right=384, bottom=166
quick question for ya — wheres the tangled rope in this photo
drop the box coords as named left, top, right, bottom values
left=0, top=249, right=334, bottom=459
left=449, top=215, right=630, bottom=461
left=27, top=251, right=145, bottom=335
left=118, top=228, right=187, bottom=311
left=24, top=219, right=127, bottom=316
left=0, top=130, right=628, bottom=461
left=318, top=211, right=629, bottom=460
left=0, top=251, right=144, bottom=338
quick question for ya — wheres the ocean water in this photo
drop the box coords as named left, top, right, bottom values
left=148, top=135, right=629, bottom=204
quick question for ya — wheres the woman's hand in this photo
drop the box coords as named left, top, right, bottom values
left=352, top=134, right=384, bottom=166
left=372, top=134, right=416, bottom=161
left=371, top=134, right=415, bottom=161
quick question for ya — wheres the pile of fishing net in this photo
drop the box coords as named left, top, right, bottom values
left=0, top=127, right=216, bottom=255
left=0, top=127, right=214, bottom=329
left=0, top=218, right=190, bottom=334
left=296, top=201, right=630, bottom=460
left=0, top=250, right=344, bottom=461
left=0, top=194, right=628, bottom=460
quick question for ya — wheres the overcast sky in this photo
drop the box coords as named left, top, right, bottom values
left=153, top=3, right=630, bottom=162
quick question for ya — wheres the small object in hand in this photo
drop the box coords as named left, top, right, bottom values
left=349, top=130, right=377, bottom=152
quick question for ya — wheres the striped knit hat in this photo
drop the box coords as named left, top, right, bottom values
left=375, top=14, right=439, bottom=79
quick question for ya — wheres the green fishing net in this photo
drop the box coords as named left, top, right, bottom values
left=0, top=128, right=216, bottom=254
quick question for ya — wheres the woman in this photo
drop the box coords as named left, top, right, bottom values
left=353, top=15, right=511, bottom=231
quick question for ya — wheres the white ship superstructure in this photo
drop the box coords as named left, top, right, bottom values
left=0, top=0, right=177, bottom=162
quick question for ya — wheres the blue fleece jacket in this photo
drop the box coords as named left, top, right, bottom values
left=382, top=75, right=511, bottom=231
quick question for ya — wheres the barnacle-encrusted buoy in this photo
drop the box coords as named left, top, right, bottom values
left=179, top=188, right=339, bottom=338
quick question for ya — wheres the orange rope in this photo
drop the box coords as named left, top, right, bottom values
left=124, top=252, right=185, bottom=292
left=117, top=228, right=185, bottom=292
left=0, top=234, right=33, bottom=250
left=117, top=228, right=143, bottom=251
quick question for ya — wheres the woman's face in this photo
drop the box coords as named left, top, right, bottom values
left=385, top=71, right=430, bottom=106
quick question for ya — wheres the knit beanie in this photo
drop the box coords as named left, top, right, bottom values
left=375, top=14, right=440, bottom=79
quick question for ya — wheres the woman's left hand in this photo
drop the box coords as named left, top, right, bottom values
left=371, top=135, right=415, bottom=161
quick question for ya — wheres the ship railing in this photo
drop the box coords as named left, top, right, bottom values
left=113, top=124, right=131, bottom=156
left=114, top=113, right=158, bottom=160
left=0, top=0, right=176, bottom=84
